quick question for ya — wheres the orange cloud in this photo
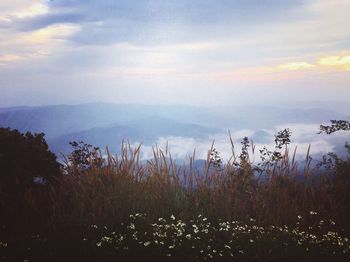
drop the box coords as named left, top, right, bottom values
left=0, top=54, right=22, bottom=67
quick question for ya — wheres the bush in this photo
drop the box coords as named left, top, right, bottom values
left=0, top=128, right=61, bottom=229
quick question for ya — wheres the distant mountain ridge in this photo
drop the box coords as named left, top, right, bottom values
left=0, top=102, right=347, bottom=155
left=50, top=116, right=220, bottom=154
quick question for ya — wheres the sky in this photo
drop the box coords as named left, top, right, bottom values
left=0, top=0, right=349, bottom=107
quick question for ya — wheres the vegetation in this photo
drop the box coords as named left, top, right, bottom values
left=0, top=121, right=349, bottom=261
left=0, top=128, right=61, bottom=231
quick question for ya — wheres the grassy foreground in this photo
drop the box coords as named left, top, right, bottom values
left=1, top=127, right=350, bottom=261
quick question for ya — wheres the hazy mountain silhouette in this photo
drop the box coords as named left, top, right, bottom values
left=50, top=116, right=220, bottom=154
left=0, top=102, right=347, bottom=156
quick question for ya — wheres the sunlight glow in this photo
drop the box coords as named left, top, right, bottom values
left=12, top=2, right=48, bottom=19
left=318, top=55, right=350, bottom=70
left=24, top=24, right=80, bottom=44
left=278, top=62, right=315, bottom=71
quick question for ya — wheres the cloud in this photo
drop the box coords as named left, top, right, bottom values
left=0, top=54, right=21, bottom=63
left=318, top=54, right=350, bottom=70
left=132, top=122, right=345, bottom=162
left=0, top=0, right=349, bottom=107
left=278, top=62, right=315, bottom=71
left=4, top=0, right=303, bottom=45
left=275, top=52, right=350, bottom=74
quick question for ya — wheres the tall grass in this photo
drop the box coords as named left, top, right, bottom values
left=51, top=138, right=350, bottom=232
left=2, top=134, right=350, bottom=261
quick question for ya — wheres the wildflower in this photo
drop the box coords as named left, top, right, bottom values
left=176, top=230, right=183, bottom=237
left=101, top=236, right=112, bottom=243
left=309, top=211, right=317, bottom=215
left=144, top=241, right=151, bottom=247
left=297, top=215, right=302, bottom=220
left=185, top=234, right=192, bottom=239
left=96, top=242, right=102, bottom=247
left=127, top=223, right=135, bottom=230
left=170, top=214, right=175, bottom=220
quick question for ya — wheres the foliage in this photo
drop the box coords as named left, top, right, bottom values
left=1, top=213, right=349, bottom=261
left=1, top=122, right=350, bottom=260
left=317, top=120, right=350, bottom=227
left=318, top=120, right=350, bottom=134
left=259, top=128, right=292, bottom=164
left=0, top=128, right=61, bottom=189
left=50, top=130, right=350, bottom=231
left=0, top=128, right=61, bottom=229
left=65, top=141, right=104, bottom=171
left=209, top=148, right=223, bottom=171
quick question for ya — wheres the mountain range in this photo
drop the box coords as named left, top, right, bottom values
left=0, top=102, right=348, bottom=157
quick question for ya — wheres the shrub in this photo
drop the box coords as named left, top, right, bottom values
left=0, top=128, right=61, bottom=229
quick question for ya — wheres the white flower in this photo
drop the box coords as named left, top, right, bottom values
left=127, top=223, right=136, bottom=230
left=170, top=214, right=175, bottom=220
left=144, top=241, right=151, bottom=247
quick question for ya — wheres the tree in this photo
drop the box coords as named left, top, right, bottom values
left=0, top=128, right=61, bottom=228
left=318, top=120, right=350, bottom=134
left=64, top=141, right=104, bottom=173
left=0, top=128, right=61, bottom=193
